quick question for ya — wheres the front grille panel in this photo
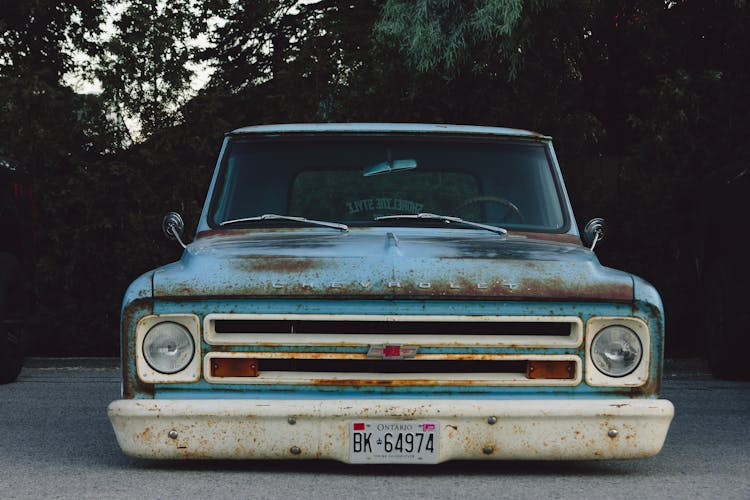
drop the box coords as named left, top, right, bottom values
left=205, top=314, right=583, bottom=348
left=203, top=352, right=581, bottom=386
left=202, top=314, right=583, bottom=387
left=213, top=319, right=571, bottom=336
left=250, top=358, right=529, bottom=374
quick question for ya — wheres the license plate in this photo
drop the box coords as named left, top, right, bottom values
left=349, top=420, right=439, bottom=464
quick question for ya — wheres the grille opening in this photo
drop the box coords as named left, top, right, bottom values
left=252, top=359, right=529, bottom=374
left=213, top=320, right=572, bottom=336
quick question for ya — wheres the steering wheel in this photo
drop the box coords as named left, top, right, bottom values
left=454, top=196, right=525, bottom=223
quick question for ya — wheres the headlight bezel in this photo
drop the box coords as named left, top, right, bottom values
left=590, top=325, right=643, bottom=377
left=143, top=321, right=195, bottom=374
left=135, top=314, right=201, bottom=383
left=585, top=316, right=651, bottom=387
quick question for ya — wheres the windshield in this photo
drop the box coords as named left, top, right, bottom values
left=209, top=135, right=567, bottom=231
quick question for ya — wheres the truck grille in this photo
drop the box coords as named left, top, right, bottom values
left=204, top=314, right=582, bottom=348
left=201, top=314, right=583, bottom=387
left=213, top=319, right=571, bottom=336
left=203, top=352, right=580, bottom=386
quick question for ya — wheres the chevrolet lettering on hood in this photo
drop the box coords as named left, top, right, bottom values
left=268, top=279, right=521, bottom=290
left=109, top=123, right=673, bottom=463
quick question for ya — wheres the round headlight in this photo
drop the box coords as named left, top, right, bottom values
left=590, top=325, right=643, bottom=377
left=143, top=322, right=195, bottom=374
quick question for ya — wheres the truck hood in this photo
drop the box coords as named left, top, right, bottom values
left=152, top=230, right=633, bottom=302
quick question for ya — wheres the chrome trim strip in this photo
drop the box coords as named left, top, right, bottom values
left=203, top=314, right=584, bottom=348
left=203, top=352, right=581, bottom=387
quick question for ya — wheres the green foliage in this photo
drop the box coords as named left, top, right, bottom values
left=202, top=0, right=383, bottom=124
left=375, top=0, right=528, bottom=77
left=0, top=0, right=749, bottom=356
left=0, top=0, right=100, bottom=80
left=94, top=0, right=210, bottom=138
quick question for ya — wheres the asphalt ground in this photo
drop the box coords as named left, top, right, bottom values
left=0, top=358, right=748, bottom=500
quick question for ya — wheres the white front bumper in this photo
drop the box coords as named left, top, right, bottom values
left=108, top=398, right=674, bottom=462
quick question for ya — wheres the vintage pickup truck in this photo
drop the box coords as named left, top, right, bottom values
left=108, top=124, right=673, bottom=463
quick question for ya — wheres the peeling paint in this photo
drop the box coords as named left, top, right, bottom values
left=112, top=124, right=671, bottom=462
left=152, top=232, right=633, bottom=302
left=108, top=399, right=674, bottom=461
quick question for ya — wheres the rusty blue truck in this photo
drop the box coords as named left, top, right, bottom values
left=108, top=124, right=673, bottom=462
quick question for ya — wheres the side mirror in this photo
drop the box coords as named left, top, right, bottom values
left=583, top=218, right=606, bottom=251
left=163, top=212, right=187, bottom=249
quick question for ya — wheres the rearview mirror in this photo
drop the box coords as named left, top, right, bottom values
left=363, top=158, right=418, bottom=176
left=163, top=212, right=187, bottom=248
left=583, top=218, right=606, bottom=251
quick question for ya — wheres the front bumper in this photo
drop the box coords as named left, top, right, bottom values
left=108, top=398, right=674, bottom=462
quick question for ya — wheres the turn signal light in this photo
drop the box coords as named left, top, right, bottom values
left=526, top=360, right=575, bottom=379
left=211, top=358, right=259, bottom=377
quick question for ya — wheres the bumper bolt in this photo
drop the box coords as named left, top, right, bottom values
left=487, top=416, right=497, bottom=425
left=608, top=429, right=619, bottom=439
left=290, top=446, right=302, bottom=455
left=288, top=417, right=297, bottom=425
left=168, top=430, right=178, bottom=440
left=483, top=446, right=494, bottom=455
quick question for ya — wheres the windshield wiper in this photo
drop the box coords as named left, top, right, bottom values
left=374, top=213, right=507, bottom=236
left=220, top=214, right=349, bottom=232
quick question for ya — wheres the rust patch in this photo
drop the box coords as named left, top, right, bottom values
left=515, top=276, right=632, bottom=302
left=196, top=228, right=245, bottom=239
left=629, top=378, right=659, bottom=398
left=196, top=227, right=299, bottom=239
left=510, top=232, right=582, bottom=245
left=526, top=360, right=575, bottom=379
left=240, top=258, right=322, bottom=273
left=208, top=352, right=570, bottom=362
left=633, top=301, right=663, bottom=327
left=211, top=357, right=259, bottom=377
left=300, top=377, right=541, bottom=387
left=121, top=298, right=154, bottom=399
left=307, top=378, right=464, bottom=386
left=155, top=263, right=632, bottom=302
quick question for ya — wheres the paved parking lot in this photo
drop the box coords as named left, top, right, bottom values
left=0, top=359, right=748, bottom=499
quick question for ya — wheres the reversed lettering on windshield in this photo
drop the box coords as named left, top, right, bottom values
left=346, top=198, right=424, bottom=215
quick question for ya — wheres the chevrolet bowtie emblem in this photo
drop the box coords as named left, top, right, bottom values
left=367, top=344, right=418, bottom=359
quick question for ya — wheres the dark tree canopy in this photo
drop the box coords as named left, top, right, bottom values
left=0, top=0, right=748, bottom=356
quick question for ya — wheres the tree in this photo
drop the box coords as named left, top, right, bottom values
left=201, top=0, right=382, bottom=125
left=95, top=0, right=209, bottom=139
left=374, top=0, right=529, bottom=78
left=1, top=0, right=747, bottom=358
